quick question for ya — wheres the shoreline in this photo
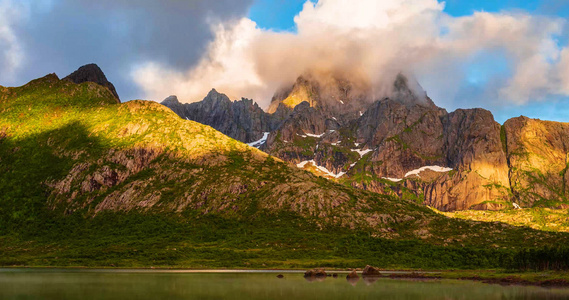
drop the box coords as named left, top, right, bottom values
left=388, top=271, right=569, bottom=288
left=1, top=267, right=568, bottom=288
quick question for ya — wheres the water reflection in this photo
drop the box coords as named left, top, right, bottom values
left=363, top=276, right=380, bottom=285
left=346, top=276, right=360, bottom=286
left=304, top=276, right=327, bottom=282
left=1, top=270, right=569, bottom=300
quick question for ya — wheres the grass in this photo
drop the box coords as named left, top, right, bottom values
left=0, top=212, right=531, bottom=269
left=442, top=208, right=569, bottom=233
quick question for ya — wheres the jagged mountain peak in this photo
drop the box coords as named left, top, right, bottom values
left=203, top=88, right=231, bottom=104
left=391, top=73, right=436, bottom=108
left=161, top=88, right=283, bottom=144
left=64, top=63, right=120, bottom=102
left=161, top=95, right=180, bottom=106
left=268, top=71, right=438, bottom=117
left=268, top=74, right=321, bottom=114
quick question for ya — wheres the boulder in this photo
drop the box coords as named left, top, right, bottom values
left=346, top=270, right=359, bottom=279
left=362, top=265, right=382, bottom=277
left=304, top=268, right=327, bottom=278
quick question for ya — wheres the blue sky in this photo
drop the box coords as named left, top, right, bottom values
left=249, top=0, right=569, bottom=30
left=248, top=0, right=569, bottom=123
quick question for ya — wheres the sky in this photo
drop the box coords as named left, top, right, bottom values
left=1, top=0, right=569, bottom=123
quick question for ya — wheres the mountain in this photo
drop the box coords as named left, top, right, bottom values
left=162, top=73, right=569, bottom=212
left=64, top=63, right=120, bottom=102
left=2, top=65, right=568, bottom=268
left=161, top=90, right=283, bottom=144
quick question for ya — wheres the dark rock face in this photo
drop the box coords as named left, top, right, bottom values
left=423, top=109, right=511, bottom=211
left=64, top=64, right=120, bottom=102
left=160, top=72, right=569, bottom=211
left=354, top=98, right=447, bottom=179
left=161, top=90, right=284, bottom=144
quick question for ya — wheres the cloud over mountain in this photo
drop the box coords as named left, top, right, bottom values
left=133, top=0, right=569, bottom=111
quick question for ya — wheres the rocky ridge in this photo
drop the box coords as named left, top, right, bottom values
left=162, top=73, right=569, bottom=211
left=161, top=90, right=283, bottom=144
left=64, top=63, right=120, bottom=102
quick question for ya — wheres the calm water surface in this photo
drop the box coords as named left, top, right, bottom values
left=1, top=269, right=569, bottom=299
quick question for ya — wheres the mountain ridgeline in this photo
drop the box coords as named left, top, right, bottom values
left=163, top=73, right=569, bottom=212
left=3, top=64, right=569, bottom=269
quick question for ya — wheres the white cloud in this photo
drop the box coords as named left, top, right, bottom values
left=133, top=18, right=264, bottom=102
left=0, top=0, right=27, bottom=82
left=557, top=48, right=569, bottom=95
left=133, top=0, right=569, bottom=108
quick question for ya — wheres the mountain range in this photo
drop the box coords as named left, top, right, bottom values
left=1, top=64, right=568, bottom=269
left=162, top=72, right=569, bottom=212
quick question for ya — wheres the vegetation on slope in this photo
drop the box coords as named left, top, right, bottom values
left=441, top=208, right=569, bottom=233
left=1, top=73, right=569, bottom=270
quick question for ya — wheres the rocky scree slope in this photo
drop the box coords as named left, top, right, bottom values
left=162, top=73, right=569, bottom=212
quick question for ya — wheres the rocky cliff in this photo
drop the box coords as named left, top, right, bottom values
left=504, top=117, right=569, bottom=208
left=161, top=90, right=284, bottom=144
left=161, top=73, right=569, bottom=212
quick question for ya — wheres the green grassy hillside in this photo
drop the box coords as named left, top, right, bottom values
left=1, top=74, right=568, bottom=269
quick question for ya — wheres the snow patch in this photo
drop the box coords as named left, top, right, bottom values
left=247, top=132, right=270, bottom=148
left=332, top=117, right=337, bottom=121
left=404, top=166, right=453, bottom=178
left=296, top=160, right=345, bottom=178
left=304, top=132, right=325, bottom=138
left=351, top=148, right=373, bottom=157
left=354, top=143, right=360, bottom=147
left=359, top=111, right=363, bottom=116
left=382, top=177, right=403, bottom=182
left=513, top=203, right=522, bottom=209
left=339, top=100, right=344, bottom=104
left=331, top=140, right=341, bottom=146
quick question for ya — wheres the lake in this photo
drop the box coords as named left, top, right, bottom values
left=1, top=269, right=569, bottom=299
